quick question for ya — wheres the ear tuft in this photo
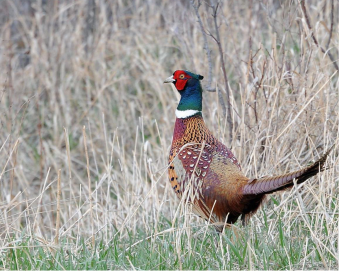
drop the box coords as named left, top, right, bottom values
left=198, top=75, right=204, bottom=80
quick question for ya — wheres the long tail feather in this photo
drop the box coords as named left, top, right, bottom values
left=242, top=146, right=334, bottom=195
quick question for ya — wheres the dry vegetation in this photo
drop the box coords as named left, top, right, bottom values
left=0, top=0, right=338, bottom=269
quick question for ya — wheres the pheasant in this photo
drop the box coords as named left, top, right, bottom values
left=164, top=70, right=332, bottom=232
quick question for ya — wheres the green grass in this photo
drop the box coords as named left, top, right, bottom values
left=2, top=212, right=338, bottom=270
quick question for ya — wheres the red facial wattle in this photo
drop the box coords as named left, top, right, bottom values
left=173, top=71, right=192, bottom=91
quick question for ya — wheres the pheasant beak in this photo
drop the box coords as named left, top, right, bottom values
left=163, top=75, right=175, bottom=83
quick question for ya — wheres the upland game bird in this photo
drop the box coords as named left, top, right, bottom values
left=164, top=70, right=332, bottom=232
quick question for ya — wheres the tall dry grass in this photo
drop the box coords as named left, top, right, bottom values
left=0, top=0, right=338, bottom=267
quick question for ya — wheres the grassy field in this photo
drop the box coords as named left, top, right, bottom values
left=0, top=0, right=338, bottom=269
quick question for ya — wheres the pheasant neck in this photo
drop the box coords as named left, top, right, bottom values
left=176, top=80, right=203, bottom=119
left=172, top=115, right=205, bottom=143
left=175, top=109, right=202, bottom=118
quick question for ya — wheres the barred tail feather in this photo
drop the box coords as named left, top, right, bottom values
left=242, top=146, right=333, bottom=195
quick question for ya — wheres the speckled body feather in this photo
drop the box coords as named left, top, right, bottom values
left=165, top=70, right=332, bottom=231
left=168, top=115, right=260, bottom=229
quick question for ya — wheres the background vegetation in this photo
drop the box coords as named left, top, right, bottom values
left=0, top=0, right=338, bottom=269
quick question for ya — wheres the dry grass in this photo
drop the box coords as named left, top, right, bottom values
left=0, top=0, right=338, bottom=269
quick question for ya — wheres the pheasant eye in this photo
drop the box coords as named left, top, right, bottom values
left=179, top=74, right=185, bottom=79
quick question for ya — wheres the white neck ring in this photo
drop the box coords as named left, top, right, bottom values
left=175, top=109, right=201, bottom=119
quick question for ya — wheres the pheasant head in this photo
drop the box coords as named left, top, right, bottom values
left=164, top=70, right=204, bottom=119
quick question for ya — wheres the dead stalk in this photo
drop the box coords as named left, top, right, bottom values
left=54, top=169, right=61, bottom=245
left=300, top=0, right=338, bottom=71
left=83, top=126, right=95, bottom=247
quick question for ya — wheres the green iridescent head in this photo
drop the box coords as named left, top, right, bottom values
left=164, top=70, right=204, bottom=118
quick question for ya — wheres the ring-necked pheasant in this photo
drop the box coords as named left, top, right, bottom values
left=164, top=70, right=332, bottom=232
